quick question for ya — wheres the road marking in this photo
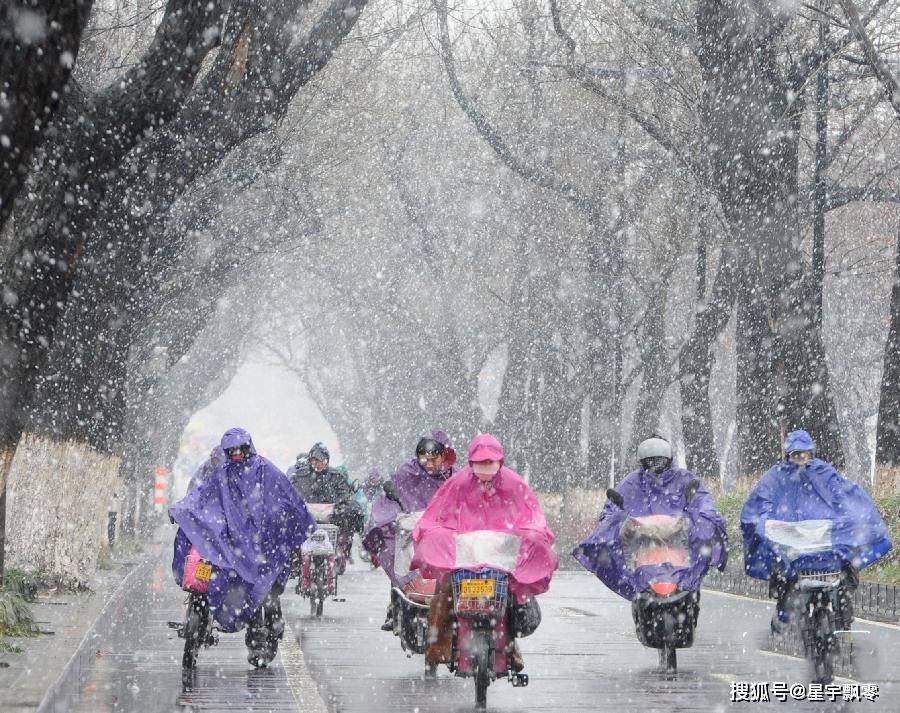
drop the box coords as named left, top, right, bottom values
left=280, top=620, right=329, bottom=713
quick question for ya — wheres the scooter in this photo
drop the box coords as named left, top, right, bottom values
left=763, top=520, right=856, bottom=684
left=388, top=509, right=435, bottom=655
left=297, top=503, right=341, bottom=617
left=446, top=531, right=529, bottom=709
left=609, top=482, right=703, bottom=676
left=169, top=546, right=218, bottom=675
left=169, top=547, right=283, bottom=677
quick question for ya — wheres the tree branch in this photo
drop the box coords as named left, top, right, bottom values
left=835, top=0, right=900, bottom=117
left=433, top=0, right=592, bottom=210
left=284, top=0, right=371, bottom=95
left=790, top=0, right=891, bottom=93
left=92, top=0, right=226, bottom=140
left=548, top=0, right=700, bottom=177
left=824, top=184, right=900, bottom=212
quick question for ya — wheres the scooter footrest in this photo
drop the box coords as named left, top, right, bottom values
left=167, top=621, right=185, bottom=637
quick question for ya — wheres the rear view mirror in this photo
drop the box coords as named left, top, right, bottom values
left=606, top=488, right=625, bottom=509
left=383, top=481, right=402, bottom=504
left=684, top=479, right=700, bottom=505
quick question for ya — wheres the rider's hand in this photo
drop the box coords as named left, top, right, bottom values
left=620, top=518, right=639, bottom=542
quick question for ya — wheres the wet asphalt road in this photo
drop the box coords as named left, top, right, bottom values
left=62, top=546, right=899, bottom=712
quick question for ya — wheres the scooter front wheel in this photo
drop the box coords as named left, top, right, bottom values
left=312, top=558, right=326, bottom=617
left=661, top=612, right=677, bottom=675
left=182, top=596, right=208, bottom=670
left=811, top=608, right=835, bottom=683
left=659, top=644, right=676, bottom=674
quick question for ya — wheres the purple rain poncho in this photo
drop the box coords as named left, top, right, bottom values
left=170, top=428, right=315, bottom=632
left=572, top=467, right=727, bottom=601
left=362, top=430, right=455, bottom=588
left=741, top=430, right=891, bottom=580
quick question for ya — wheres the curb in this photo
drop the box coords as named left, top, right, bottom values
left=36, top=549, right=157, bottom=713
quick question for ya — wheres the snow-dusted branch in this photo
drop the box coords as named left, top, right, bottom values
left=835, top=0, right=900, bottom=117
left=790, top=0, right=892, bottom=93
left=547, top=0, right=699, bottom=178
left=434, top=0, right=592, bottom=210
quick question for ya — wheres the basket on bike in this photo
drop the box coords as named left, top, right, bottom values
left=302, top=523, right=339, bottom=556
left=452, top=569, right=509, bottom=615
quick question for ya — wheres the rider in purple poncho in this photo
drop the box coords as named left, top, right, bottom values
left=170, top=428, right=315, bottom=663
left=362, top=430, right=456, bottom=629
left=572, top=436, right=727, bottom=601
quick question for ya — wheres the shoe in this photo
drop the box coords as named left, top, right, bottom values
left=381, top=602, right=394, bottom=631
left=770, top=613, right=788, bottom=635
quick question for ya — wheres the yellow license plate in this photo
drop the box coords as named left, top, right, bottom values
left=460, top=579, right=494, bottom=598
left=195, top=563, right=213, bottom=582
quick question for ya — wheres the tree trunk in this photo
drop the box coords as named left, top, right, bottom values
left=632, top=255, right=673, bottom=445
left=0, top=0, right=93, bottom=231
left=875, top=231, right=900, bottom=491
left=696, top=0, right=844, bottom=477
left=678, top=196, right=732, bottom=482
left=812, top=8, right=829, bottom=326
left=584, top=209, right=618, bottom=488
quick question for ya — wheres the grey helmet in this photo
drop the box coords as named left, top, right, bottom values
left=637, top=436, right=672, bottom=475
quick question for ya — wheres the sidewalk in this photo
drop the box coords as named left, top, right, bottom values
left=0, top=544, right=154, bottom=712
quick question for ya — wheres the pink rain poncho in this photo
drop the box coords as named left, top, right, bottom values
left=411, top=433, right=558, bottom=601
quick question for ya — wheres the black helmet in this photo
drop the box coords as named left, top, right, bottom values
left=309, top=442, right=330, bottom=462
left=415, top=437, right=445, bottom=457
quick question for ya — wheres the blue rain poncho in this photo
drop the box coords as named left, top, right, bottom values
left=741, top=430, right=891, bottom=580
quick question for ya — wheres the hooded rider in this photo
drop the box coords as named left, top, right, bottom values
left=411, top=433, right=558, bottom=677
left=741, top=429, right=891, bottom=633
left=170, top=428, right=315, bottom=667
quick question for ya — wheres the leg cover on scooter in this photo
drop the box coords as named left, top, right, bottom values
left=336, top=531, right=353, bottom=575
left=425, top=576, right=454, bottom=665
left=299, top=555, right=313, bottom=594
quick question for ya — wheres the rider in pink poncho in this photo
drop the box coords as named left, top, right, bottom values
left=411, top=433, right=558, bottom=670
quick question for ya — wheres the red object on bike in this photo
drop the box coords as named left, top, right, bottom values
left=182, top=547, right=211, bottom=594
left=650, top=582, right=677, bottom=597
left=402, top=576, right=436, bottom=605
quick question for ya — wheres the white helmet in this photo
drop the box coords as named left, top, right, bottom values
left=636, top=436, right=672, bottom=461
left=637, top=436, right=673, bottom=475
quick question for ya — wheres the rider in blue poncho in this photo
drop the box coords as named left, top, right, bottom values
left=741, top=429, right=892, bottom=631
left=170, top=428, right=315, bottom=665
